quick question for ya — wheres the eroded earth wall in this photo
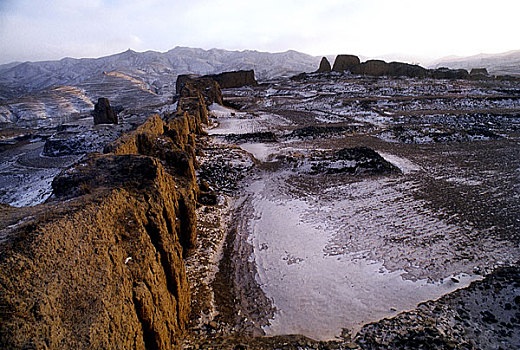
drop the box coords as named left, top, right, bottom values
left=0, top=84, right=213, bottom=349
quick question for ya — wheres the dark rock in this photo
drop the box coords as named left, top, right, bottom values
left=93, top=97, right=117, bottom=124
left=285, top=125, right=361, bottom=139
left=333, top=57, right=468, bottom=79
left=431, top=67, right=470, bottom=79
left=223, top=99, right=245, bottom=110
left=209, top=70, right=258, bottom=89
left=224, top=131, right=278, bottom=144
left=470, top=68, right=491, bottom=80
left=316, top=57, right=332, bottom=73
left=176, top=70, right=257, bottom=99
left=332, top=55, right=361, bottom=72
left=346, top=59, right=429, bottom=78
left=199, top=179, right=211, bottom=192
left=326, top=147, right=398, bottom=174
left=296, top=147, right=399, bottom=175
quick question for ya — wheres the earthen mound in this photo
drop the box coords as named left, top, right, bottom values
left=332, top=54, right=361, bottom=72
left=316, top=57, right=332, bottom=73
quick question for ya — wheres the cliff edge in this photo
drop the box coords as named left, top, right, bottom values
left=0, top=82, right=215, bottom=349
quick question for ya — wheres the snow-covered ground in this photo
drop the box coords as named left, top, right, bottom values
left=205, top=74, right=520, bottom=343
left=239, top=157, right=520, bottom=340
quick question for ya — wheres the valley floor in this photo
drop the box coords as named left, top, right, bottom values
left=1, top=72, right=519, bottom=349
left=184, top=73, right=520, bottom=349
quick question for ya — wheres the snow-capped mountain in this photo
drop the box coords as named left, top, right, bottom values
left=429, top=50, right=520, bottom=76
left=0, top=47, right=320, bottom=126
left=0, top=47, right=321, bottom=97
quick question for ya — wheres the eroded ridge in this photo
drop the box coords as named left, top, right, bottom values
left=0, top=79, right=213, bottom=349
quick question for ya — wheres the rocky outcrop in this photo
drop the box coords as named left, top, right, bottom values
left=93, top=97, right=118, bottom=124
left=274, top=147, right=399, bottom=175
left=332, top=54, right=361, bottom=72
left=306, top=147, right=399, bottom=175
left=316, top=57, right=332, bottom=73
left=328, top=55, right=466, bottom=79
left=224, top=131, right=278, bottom=144
left=175, top=74, right=197, bottom=95
left=103, top=114, right=165, bottom=155
left=175, top=85, right=210, bottom=135
left=209, top=70, right=258, bottom=88
left=0, top=82, right=211, bottom=349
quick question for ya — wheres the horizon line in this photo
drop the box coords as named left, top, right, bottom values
left=1, top=46, right=519, bottom=66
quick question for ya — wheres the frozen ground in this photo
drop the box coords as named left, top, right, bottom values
left=195, top=73, right=520, bottom=347
left=245, top=173, right=484, bottom=340
left=1, top=68, right=519, bottom=348
left=0, top=112, right=147, bottom=207
left=0, top=141, right=81, bottom=207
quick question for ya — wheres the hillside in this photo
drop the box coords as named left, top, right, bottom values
left=429, top=50, right=520, bottom=76
left=0, top=47, right=320, bottom=126
left=0, top=47, right=321, bottom=98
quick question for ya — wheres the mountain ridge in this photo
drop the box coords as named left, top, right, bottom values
left=0, top=47, right=322, bottom=98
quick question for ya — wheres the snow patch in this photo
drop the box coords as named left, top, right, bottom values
left=244, top=174, right=484, bottom=341
left=377, top=151, right=422, bottom=174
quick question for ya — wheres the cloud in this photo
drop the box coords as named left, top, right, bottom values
left=0, top=0, right=518, bottom=64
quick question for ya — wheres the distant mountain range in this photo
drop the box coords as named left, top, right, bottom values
left=2, top=46, right=519, bottom=126
left=429, top=50, right=520, bottom=76
left=0, top=47, right=321, bottom=99
left=0, top=47, right=321, bottom=125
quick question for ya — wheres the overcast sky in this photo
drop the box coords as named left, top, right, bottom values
left=0, top=0, right=518, bottom=64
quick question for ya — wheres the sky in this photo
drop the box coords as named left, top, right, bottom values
left=0, top=0, right=518, bottom=65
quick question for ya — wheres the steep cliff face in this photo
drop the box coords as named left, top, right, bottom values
left=0, top=156, right=191, bottom=349
left=0, top=82, right=213, bottom=349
